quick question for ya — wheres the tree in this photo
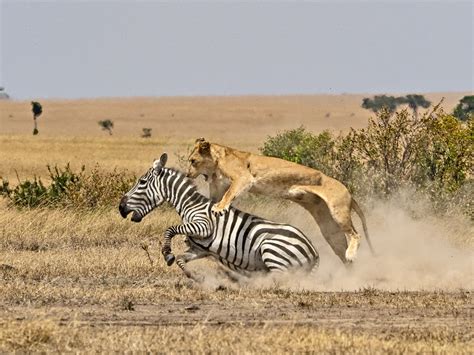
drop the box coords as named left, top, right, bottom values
left=31, top=101, right=43, bottom=135
left=362, top=94, right=431, bottom=118
left=0, top=87, right=9, bottom=100
left=453, top=95, right=474, bottom=122
left=98, top=120, right=114, bottom=135
left=400, top=94, right=431, bottom=119
left=361, top=95, right=403, bottom=113
left=141, top=128, right=152, bottom=138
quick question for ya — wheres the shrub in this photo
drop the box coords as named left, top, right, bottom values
left=0, top=176, right=48, bottom=207
left=0, top=165, right=135, bottom=209
left=260, top=127, right=336, bottom=173
left=64, top=165, right=136, bottom=209
left=350, top=107, right=428, bottom=195
left=260, top=106, right=472, bottom=215
left=47, top=164, right=82, bottom=203
left=419, top=112, right=472, bottom=192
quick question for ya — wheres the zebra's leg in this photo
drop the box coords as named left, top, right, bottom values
left=162, top=228, right=177, bottom=266
left=175, top=247, right=209, bottom=283
left=216, top=264, right=243, bottom=283
left=161, top=221, right=212, bottom=266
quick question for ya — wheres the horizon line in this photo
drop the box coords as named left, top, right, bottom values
left=1, top=90, right=471, bottom=102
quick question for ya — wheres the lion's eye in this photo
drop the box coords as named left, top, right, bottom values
left=190, top=159, right=197, bottom=166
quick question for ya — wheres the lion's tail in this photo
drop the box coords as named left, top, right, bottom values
left=351, top=198, right=375, bottom=256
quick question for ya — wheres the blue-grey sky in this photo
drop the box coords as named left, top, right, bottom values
left=1, top=1, right=472, bottom=99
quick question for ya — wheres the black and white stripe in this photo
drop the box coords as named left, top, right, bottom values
left=119, top=155, right=319, bottom=280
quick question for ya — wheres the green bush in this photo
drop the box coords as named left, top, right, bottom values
left=260, top=127, right=335, bottom=172
left=0, top=176, right=48, bottom=207
left=260, top=106, right=473, bottom=215
left=0, top=165, right=135, bottom=209
left=420, top=113, right=472, bottom=193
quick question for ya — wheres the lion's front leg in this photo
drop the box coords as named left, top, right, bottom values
left=211, top=178, right=254, bottom=216
left=209, top=177, right=229, bottom=203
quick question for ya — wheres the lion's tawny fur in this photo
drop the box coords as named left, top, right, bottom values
left=187, top=138, right=374, bottom=264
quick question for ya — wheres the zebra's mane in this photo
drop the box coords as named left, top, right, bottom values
left=161, top=167, right=210, bottom=201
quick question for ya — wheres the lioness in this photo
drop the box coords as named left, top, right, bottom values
left=186, top=138, right=374, bottom=264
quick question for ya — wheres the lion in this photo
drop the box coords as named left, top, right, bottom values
left=186, top=138, right=374, bottom=264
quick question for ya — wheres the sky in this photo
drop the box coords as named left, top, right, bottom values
left=0, top=0, right=472, bottom=99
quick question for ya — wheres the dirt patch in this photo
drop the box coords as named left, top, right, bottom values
left=1, top=291, right=472, bottom=352
left=2, top=291, right=471, bottom=329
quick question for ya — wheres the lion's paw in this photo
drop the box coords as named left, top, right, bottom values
left=211, top=204, right=228, bottom=216
left=345, top=239, right=360, bottom=262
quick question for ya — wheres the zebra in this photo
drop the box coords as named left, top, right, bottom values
left=119, top=153, right=319, bottom=282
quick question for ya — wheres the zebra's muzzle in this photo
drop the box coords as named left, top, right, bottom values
left=131, top=211, right=143, bottom=223
left=119, top=196, right=143, bottom=222
left=119, top=196, right=132, bottom=218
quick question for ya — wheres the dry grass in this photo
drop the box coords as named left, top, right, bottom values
left=0, top=94, right=472, bottom=352
left=0, top=206, right=472, bottom=352
left=1, top=320, right=471, bottom=353
left=0, top=93, right=467, bottom=181
left=0, top=206, right=470, bottom=305
left=0, top=135, right=188, bottom=181
left=1, top=94, right=465, bottom=139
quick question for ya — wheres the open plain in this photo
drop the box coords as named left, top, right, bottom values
left=0, top=94, right=472, bottom=352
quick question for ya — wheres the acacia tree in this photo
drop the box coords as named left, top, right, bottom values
left=98, top=119, right=114, bottom=135
left=361, top=95, right=404, bottom=113
left=362, top=94, right=431, bottom=118
left=453, top=95, right=474, bottom=122
left=401, top=94, right=431, bottom=119
left=31, top=101, right=43, bottom=135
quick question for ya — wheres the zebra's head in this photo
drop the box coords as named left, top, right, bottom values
left=119, top=153, right=168, bottom=223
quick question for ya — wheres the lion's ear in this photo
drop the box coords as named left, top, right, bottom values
left=198, top=139, right=211, bottom=154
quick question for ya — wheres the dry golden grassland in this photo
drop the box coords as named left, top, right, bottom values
left=0, top=92, right=466, bottom=180
left=0, top=94, right=472, bottom=353
left=0, top=207, right=472, bottom=353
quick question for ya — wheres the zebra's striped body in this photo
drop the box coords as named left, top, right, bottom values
left=119, top=154, right=319, bottom=280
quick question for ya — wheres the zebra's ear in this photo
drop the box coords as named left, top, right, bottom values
left=159, top=153, right=168, bottom=167
left=153, top=153, right=168, bottom=172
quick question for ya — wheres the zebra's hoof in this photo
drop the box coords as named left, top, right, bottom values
left=165, top=254, right=175, bottom=266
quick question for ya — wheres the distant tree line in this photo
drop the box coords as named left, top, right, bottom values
left=362, top=94, right=474, bottom=122
left=362, top=94, right=431, bottom=118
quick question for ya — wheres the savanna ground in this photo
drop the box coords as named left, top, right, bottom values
left=0, top=93, right=472, bottom=352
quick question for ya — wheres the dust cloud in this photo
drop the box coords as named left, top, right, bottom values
left=234, top=191, right=474, bottom=291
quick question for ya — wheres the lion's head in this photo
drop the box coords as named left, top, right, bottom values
left=186, top=138, right=217, bottom=181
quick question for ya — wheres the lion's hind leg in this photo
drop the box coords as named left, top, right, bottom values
left=289, top=184, right=361, bottom=263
